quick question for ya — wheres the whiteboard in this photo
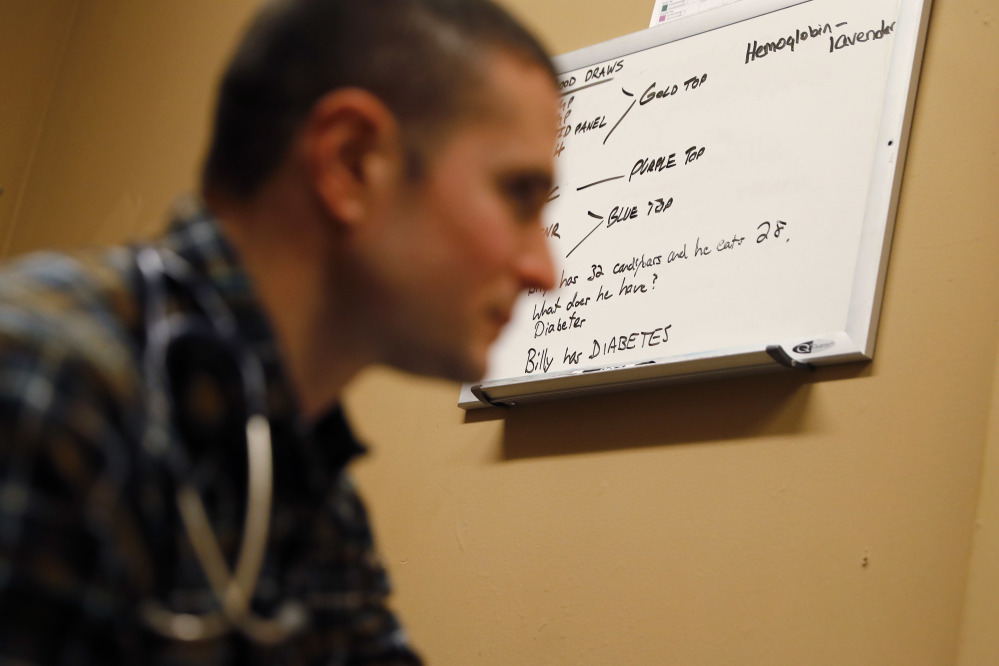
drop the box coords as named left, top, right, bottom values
left=460, top=0, right=931, bottom=409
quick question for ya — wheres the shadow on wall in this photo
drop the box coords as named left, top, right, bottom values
left=465, top=361, right=873, bottom=460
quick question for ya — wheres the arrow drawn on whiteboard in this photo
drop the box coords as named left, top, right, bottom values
left=566, top=211, right=606, bottom=259
left=603, top=88, right=637, bottom=145
left=576, top=175, right=625, bottom=191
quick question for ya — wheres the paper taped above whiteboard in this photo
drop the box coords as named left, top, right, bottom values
left=459, top=0, right=932, bottom=409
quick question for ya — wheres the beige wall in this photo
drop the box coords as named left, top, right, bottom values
left=1, top=0, right=997, bottom=663
left=0, top=0, right=78, bottom=255
left=956, top=333, right=999, bottom=666
left=1, top=0, right=257, bottom=257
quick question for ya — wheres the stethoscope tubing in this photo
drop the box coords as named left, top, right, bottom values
left=134, top=247, right=306, bottom=644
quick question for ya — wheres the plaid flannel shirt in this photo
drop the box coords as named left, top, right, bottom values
left=0, top=197, right=421, bottom=665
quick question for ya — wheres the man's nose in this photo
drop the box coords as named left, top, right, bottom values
left=518, top=221, right=557, bottom=292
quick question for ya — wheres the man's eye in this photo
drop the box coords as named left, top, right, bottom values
left=502, top=177, right=550, bottom=220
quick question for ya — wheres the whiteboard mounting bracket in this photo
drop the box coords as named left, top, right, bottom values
left=469, top=384, right=514, bottom=409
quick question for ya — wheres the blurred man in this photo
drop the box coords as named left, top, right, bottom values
left=0, top=0, right=558, bottom=662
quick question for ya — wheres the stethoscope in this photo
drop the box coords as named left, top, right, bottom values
left=135, top=246, right=307, bottom=644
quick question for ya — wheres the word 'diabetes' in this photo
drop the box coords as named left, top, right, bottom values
left=589, top=326, right=672, bottom=361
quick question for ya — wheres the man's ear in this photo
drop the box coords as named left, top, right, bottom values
left=303, top=88, right=402, bottom=226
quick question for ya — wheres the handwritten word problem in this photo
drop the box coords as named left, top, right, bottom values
left=523, top=220, right=794, bottom=373
left=525, top=325, right=672, bottom=373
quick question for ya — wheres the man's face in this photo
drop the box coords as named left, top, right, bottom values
left=356, top=52, right=559, bottom=382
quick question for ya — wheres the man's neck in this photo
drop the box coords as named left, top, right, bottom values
left=203, top=181, right=372, bottom=419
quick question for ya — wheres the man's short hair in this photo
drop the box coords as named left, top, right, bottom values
left=201, top=0, right=556, bottom=199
